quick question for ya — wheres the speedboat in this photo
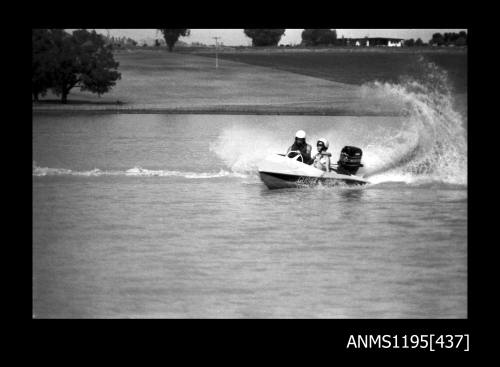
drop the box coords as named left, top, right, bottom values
left=258, top=146, right=369, bottom=189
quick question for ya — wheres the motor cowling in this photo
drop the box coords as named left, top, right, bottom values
left=337, top=146, right=363, bottom=175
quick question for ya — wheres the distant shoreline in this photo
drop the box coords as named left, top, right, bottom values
left=32, top=48, right=466, bottom=117
left=120, top=45, right=467, bottom=55
left=32, top=105, right=402, bottom=117
left=183, top=46, right=467, bottom=55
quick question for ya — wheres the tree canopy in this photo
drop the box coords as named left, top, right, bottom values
left=301, top=29, right=337, bottom=46
left=32, top=29, right=56, bottom=101
left=32, top=29, right=121, bottom=103
left=430, top=31, right=467, bottom=46
left=243, top=29, right=285, bottom=47
left=158, top=29, right=190, bottom=51
left=404, top=38, right=415, bottom=47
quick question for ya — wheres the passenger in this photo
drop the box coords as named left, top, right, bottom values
left=313, top=138, right=331, bottom=172
left=287, top=130, right=313, bottom=164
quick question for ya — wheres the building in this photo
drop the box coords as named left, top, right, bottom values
left=347, top=37, right=404, bottom=47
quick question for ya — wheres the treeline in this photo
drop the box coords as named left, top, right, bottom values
left=242, top=29, right=340, bottom=47
left=404, top=38, right=425, bottom=47
left=32, top=29, right=121, bottom=103
left=429, top=31, right=467, bottom=46
left=242, top=29, right=467, bottom=48
left=54, top=29, right=467, bottom=54
left=104, top=35, right=138, bottom=48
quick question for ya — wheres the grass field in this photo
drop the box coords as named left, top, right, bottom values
left=34, top=50, right=371, bottom=114
left=193, top=49, right=467, bottom=94
left=33, top=48, right=467, bottom=116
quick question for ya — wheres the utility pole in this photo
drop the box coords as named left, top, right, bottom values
left=213, top=36, right=220, bottom=69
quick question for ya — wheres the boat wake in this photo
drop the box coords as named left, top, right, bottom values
left=33, top=163, right=246, bottom=179
left=211, top=57, right=467, bottom=188
left=359, top=58, right=467, bottom=186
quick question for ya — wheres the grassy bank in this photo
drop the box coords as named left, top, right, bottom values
left=192, top=48, right=467, bottom=93
left=33, top=48, right=467, bottom=117
left=33, top=50, right=379, bottom=115
left=129, top=44, right=467, bottom=55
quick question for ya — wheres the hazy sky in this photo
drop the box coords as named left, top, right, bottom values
left=94, top=29, right=467, bottom=46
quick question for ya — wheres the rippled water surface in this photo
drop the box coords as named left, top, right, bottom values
left=33, top=113, right=467, bottom=318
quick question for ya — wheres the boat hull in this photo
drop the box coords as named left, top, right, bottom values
left=257, top=154, right=369, bottom=190
left=259, top=171, right=368, bottom=189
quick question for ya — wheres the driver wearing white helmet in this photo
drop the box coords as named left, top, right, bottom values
left=286, top=130, right=313, bottom=164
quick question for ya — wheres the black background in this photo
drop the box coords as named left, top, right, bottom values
left=23, top=1, right=484, bottom=357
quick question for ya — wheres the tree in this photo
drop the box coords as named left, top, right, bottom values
left=404, top=38, right=415, bottom=47
left=455, top=36, right=467, bottom=46
left=44, top=29, right=75, bottom=103
left=158, top=29, right=190, bottom=51
left=337, top=36, right=348, bottom=46
left=243, top=29, right=286, bottom=47
left=415, top=38, right=424, bottom=46
left=430, top=31, right=466, bottom=46
left=301, top=29, right=337, bottom=46
left=456, top=31, right=467, bottom=46
left=33, top=29, right=121, bottom=103
left=430, top=32, right=445, bottom=46
left=71, top=30, right=121, bottom=99
left=32, top=29, right=59, bottom=101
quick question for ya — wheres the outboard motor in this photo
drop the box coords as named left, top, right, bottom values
left=336, top=146, right=363, bottom=175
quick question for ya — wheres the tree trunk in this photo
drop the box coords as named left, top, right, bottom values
left=61, top=90, right=68, bottom=104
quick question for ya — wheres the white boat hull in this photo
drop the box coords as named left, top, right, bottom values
left=257, top=154, right=369, bottom=189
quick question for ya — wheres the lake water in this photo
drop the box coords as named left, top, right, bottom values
left=33, top=109, right=467, bottom=318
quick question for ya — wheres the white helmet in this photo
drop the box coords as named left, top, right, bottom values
left=317, top=138, right=329, bottom=149
left=295, top=130, right=306, bottom=139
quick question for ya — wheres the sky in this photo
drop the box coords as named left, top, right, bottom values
left=93, top=29, right=467, bottom=46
